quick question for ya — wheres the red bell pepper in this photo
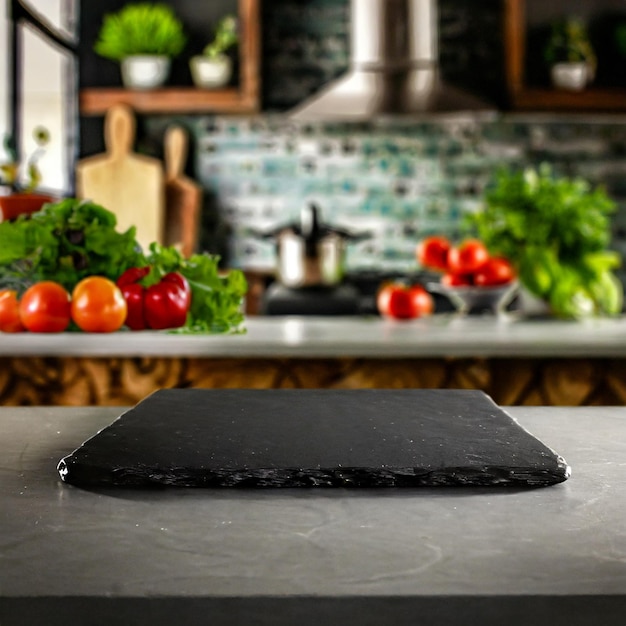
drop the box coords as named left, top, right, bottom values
left=116, top=266, right=150, bottom=330
left=144, top=272, right=191, bottom=330
left=116, top=267, right=191, bottom=330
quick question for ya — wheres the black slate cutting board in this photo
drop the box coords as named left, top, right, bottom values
left=57, top=389, right=570, bottom=488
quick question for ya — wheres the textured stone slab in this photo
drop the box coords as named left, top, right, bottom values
left=57, top=389, right=570, bottom=488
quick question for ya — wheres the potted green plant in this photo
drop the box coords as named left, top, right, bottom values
left=0, top=127, right=54, bottom=221
left=544, top=17, right=596, bottom=91
left=465, top=164, right=622, bottom=319
left=614, top=22, right=626, bottom=60
left=94, top=2, right=187, bottom=89
left=189, top=15, right=238, bottom=89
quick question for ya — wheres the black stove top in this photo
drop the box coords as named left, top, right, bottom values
left=260, top=283, right=362, bottom=316
left=259, top=269, right=454, bottom=316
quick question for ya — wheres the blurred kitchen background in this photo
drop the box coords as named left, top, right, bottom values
left=4, top=0, right=626, bottom=299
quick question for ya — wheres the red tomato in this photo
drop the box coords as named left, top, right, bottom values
left=377, top=284, right=413, bottom=319
left=447, top=239, right=490, bottom=274
left=71, top=276, right=128, bottom=333
left=0, top=289, right=25, bottom=332
left=409, top=285, right=434, bottom=316
left=416, top=236, right=451, bottom=271
left=474, top=257, right=516, bottom=287
left=441, top=272, right=473, bottom=287
left=19, top=281, right=71, bottom=333
left=377, top=283, right=434, bottom=319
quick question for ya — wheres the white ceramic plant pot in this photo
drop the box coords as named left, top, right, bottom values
left=550, top=62, right=588, bottom=91
left=189, top=55, right=232, bottom=88
left=121, top=55, right=171, bottom=89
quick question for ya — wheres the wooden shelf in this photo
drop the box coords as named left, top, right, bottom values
left=80, top=0, right=260, bottom=116
left=80, top=86, right=258, bottom=115
left=511, top=87, right=626, bottom=111
left=504, top=0, right=626, bottom=112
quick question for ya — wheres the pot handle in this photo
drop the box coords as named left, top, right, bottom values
left=249, top=225, right=289, bottom=239
left=300, top=203, right=321, bottom=240
left=332, top=227, right=373, bottom=242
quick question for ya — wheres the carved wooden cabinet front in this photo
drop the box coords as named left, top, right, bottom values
left=2, top=356, right=624, bottom=406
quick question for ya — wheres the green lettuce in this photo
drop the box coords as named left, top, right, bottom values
left=0, top=198, right=143, bottom=292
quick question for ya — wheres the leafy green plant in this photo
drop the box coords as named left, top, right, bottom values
left=202, top=15, right=238, bottom=58
left=465, top=165, right=622, bottom=319
left=94, top=3, right=186, bottom=60
left=0, top=127, right=50, bottom=193
left=544, top=17, right=596, bottom=66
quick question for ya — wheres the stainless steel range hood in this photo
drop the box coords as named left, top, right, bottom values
left=289, top=0, right=494, bottom=121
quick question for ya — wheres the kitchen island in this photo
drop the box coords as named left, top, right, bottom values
left=1, top=404, right=625, bottom=625
left=2, top=315, right=626, bottom=405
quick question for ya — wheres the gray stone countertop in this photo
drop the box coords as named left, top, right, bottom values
left=2, top=314, right=626, bottom=358
left=1, top=404, right=625, bottom=626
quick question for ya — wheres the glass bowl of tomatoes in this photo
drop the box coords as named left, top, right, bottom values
left=416, top=235, right=519, bottom=314
left=417, top=236, right=519, bottom=315
left=428, top=280, right=519, bottom=316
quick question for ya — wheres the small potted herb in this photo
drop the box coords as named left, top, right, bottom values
left=465, top=165, right=622, bottom=319
left=94, top=2, right=187, bottom=89
left=0, top=127, right=54, bottom=220
left=544, top=17, right=596, bottom=91
left=189, top=15, right=238, bottom=89
left=615, top=22, right=626, bottom=60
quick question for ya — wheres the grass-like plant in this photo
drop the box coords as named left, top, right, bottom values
left=94, top=3, right=186, bottom=60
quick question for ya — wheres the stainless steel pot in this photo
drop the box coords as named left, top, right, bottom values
left=261, top=204, right=370, bottom=288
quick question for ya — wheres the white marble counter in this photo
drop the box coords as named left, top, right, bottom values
left=2, top=314, right=626, bottom=358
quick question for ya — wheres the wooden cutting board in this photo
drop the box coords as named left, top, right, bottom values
left=57, top=389, right=570, bottom=489
left=163, top=125, right=202, bottom=257
left=75, top=104, right=164, bottom=252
